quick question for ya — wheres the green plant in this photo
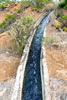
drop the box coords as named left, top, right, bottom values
left=9, top=15, right=34, bottom=56
left=0, top=4, right=5, bottom=10
left=5, top=14, right=16, bottom=21
left=58, top=2, right=66, bottom=8
left=7, top=32, right=11, bottom=35
left=64, top=4, right=67, bottom=9
left=31, top=6, right=40, bottom=12
left=0, top=20, right=6, bottom=27
left=65, top=0, right=67, bottom=4
left=0, top=14, right=16, bottom=28
left=56, top=24, right=61, bottom=29
left=58, top=15, right=67, bottom=27
left=63, top=27, right=67, bottom=31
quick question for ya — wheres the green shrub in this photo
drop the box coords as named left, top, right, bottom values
left=5, top=14, right=16, bottom=21
left=58, top=2, right=66, bottom=8
left=58, top=15, right=67, bottom=27
left=7, top=31, right=11, bottom=35
left=9, top=15, right=34, bottom=56
left=56, top=24, right=61, bottom=29
left=63, top=27, right=67, bottom=31
left=0, top=4, right=5, bottom=10
left=31, top=6, right=40, bottom=12
left=0, top=14, right=16, bottom=28
left=0, top=20, right=6, bottom=27
left=64, top=4, right=67, bottom=9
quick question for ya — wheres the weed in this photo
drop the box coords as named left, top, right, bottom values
left=56, top=24, right=61, bottom=29
left=63, top=27, right=67, bottom=31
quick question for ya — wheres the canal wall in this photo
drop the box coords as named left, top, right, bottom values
left=40, top=11, right=54, bottom=100
left=11, top=11, right=50, bottom=100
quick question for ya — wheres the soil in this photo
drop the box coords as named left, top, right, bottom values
left=44, top=12, right=67, bottom=100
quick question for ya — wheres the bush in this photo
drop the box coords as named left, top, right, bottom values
left=9, top=15, right=34, bottom=56
left=0, top=4, right=5, bottom=10
left=31, top=6, right=40, bottom=12
left=63, top=27, right=67, bottom=31
left=58, top=15, right=67, bottom=27
left=0, top=20, right=6, bottom=27
left=64, top=4, right=67, bottom=10
left=0, top=14, right=16, bottom=28
left=5, top=14, right=16, bottom=21
left=58, top=2, right=66, bottom=8
left=56, top=24, right=61, bottom=29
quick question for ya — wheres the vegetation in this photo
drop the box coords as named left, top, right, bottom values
left=8, top=15, right=34, bottom=56
left=63, top=27, right=67, bottom=31
left=0, top=4, right=5, bottom=10
left=64, top=4, right=67, bottom=9
left=56, top=24, right=61, bottom=29
left=58, top=0, right=67, bottom=8
left=0, top=14, right=16, bottom=27
left=35, top=0, right=52, bottom=8
left=58, top=15, right=67, bottom=27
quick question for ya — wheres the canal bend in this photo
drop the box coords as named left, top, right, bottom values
left=22, top=12, right=52, bottom=100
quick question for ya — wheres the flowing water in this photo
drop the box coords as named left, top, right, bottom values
left=22, top=12, right=53, bottom=100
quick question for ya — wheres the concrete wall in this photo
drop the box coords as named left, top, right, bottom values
left=11, top=12, right=48, bottom=100
left=40, top=11, right=54, bottom=100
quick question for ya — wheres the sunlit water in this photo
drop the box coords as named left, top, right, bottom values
left=22, top=12, right=53, bottom=100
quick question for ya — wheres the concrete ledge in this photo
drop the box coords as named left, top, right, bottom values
left=40, top=28, right=51, bottom=100
left=11, top=12, right=48, bottom=100
left=40, top=11, right=54, bottom=100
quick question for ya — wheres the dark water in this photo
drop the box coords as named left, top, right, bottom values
left=22, top=12, right=52, bottom=100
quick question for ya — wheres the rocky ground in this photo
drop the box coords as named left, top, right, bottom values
left=44, top=12, right=67, bottom=100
